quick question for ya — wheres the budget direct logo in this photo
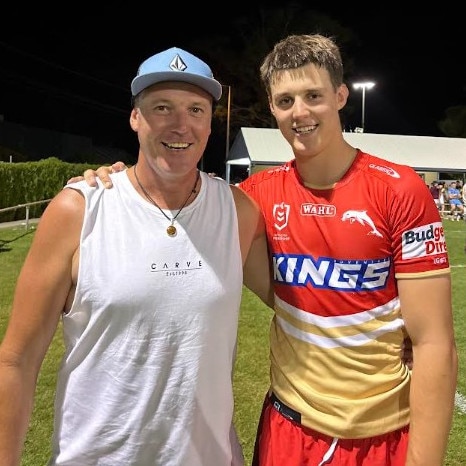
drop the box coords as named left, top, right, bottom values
left=401, top=222, right=447, bottom=259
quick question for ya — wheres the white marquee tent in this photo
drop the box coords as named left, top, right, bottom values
left=226, top=128, right=466, bottom=183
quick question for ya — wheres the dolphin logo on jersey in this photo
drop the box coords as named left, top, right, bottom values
left=342, top=210, right=383, bottom=237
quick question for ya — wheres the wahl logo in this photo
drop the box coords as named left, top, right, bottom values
left=273, top=202, right=290, bottom=230
left=301, top=203, right=336, bottom=216
left=341, top=210, right=383, bottom=237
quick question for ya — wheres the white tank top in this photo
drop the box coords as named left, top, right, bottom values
left=49, top=170, right=244, bottom=466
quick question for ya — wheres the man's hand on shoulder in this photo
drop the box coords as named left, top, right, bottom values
left=66, top=162, right=128, bottom=188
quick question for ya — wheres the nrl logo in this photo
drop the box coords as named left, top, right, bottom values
left=273, top=202, right=290, bottom=230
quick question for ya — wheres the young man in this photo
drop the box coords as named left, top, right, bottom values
left=0, top=47, right=271, bottom=466
left=240, top=34, right=457, bottom=466
left=72, top=34, right=455, bottom=465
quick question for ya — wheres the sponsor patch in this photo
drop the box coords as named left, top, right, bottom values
left=402, top=222, right=447, bottom=259
left=273, top=254, right=390, bottom=291
left=368, top=163, right=400, bottom=178
left=301, top=203, right=336, bottom=216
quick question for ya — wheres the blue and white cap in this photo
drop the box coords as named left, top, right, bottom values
left=131, top=47, right=222, bottom=101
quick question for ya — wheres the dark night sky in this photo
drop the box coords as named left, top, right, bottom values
left=1, top=8, right=464, bottom=164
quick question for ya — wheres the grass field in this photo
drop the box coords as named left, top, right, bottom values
left=0, top=219, right=465, bottom=465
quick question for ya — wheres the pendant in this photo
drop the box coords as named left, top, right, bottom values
left=167, top=225, right=177, bottom=237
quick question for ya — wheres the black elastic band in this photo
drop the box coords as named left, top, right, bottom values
left=270, top=392, right=301, bottom=424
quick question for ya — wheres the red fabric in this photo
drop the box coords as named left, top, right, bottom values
left=252, top=394, right=409, bottom=466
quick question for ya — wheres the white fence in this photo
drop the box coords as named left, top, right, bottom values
left=0, top=199, right=51, bottom=230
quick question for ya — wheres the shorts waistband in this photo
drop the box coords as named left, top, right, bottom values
left=269, top=392, right=301, bottom=424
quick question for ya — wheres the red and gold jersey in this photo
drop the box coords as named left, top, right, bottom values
left=240, top=150, right=450, bottom=438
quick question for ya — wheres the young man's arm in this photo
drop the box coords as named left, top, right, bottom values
left=230, top=185, right=274, bottom=308
left=67, top=162, right=127, bottom=187
left=399, top=274, right=457, bottom=465
left=242, top=218, right=274, bottom=308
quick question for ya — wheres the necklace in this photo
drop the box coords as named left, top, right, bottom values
left=133, top=164, right=200, bottom=237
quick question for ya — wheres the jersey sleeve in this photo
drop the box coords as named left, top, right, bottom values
left=388, top=167, right=449, bottom=277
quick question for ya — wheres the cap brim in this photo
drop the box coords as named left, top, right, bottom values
left=131, top=71, right=222, bottom=101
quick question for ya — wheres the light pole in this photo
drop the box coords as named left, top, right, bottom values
left=200, top=84, right=231, bottom=172
left=224, top=85, right=231, bottom=162
left=222, top=85, right=233, bottom=182
left=352, top=81, right=375, bottom=132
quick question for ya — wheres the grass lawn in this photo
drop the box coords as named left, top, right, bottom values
left=0, top=219, right=465, bottom=465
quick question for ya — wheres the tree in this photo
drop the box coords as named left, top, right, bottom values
left=190, top=6, right=358, bottom=148
left=438, top=106, right=466, bottom=138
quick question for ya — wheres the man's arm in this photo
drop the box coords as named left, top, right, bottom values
left=399, top=274, right=457, bottom=465
left=0, top=189, right=83, bottom=465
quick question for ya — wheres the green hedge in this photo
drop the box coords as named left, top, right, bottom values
left=0, top=158, right=101, bottom=222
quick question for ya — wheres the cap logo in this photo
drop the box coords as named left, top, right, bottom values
left=169, top=54, right=187, bottom=72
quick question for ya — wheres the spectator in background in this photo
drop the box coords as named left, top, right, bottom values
left=447, top=180, right=464, bottom=220
left=461, top=183, right=466, bottom=253
left=438, top=181, right=446, bottom=214
left=429, top=181, right=441, bottom=211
